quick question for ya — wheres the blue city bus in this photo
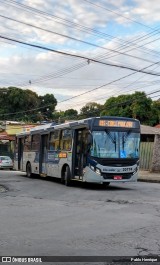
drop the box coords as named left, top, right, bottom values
left=14, top=116, right=140, bottom=186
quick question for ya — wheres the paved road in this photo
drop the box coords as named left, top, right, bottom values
left=0, top=170, right=160, bottom=260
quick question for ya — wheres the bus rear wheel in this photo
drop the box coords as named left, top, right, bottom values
left=64, top=166, right=71, bottom=186
left=26, top=163, right=33, bottom=178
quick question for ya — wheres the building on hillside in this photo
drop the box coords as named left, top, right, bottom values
left=0, top=121, right=36, bottom=158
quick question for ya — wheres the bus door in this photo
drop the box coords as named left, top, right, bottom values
left=73, top=128, right=88, bottom=178
left=39, top=134, right=48, bottom=176
left=18, top=138, right=23, bottom=170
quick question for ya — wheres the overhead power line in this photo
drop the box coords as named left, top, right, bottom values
left=0, top=14, right=160, bottom=60
left=2, top=0, right=159, bottom=38
left=62, top=78, right=160, bottom=109
left=0, top=14, right=156, bottom=65
left=1, top=58, right=160, bottom=117
left=82, top=0, right=155, bottom=30
left=0, top=34, right=160, bottom=77
left=2, top=0, right=160, bottom=63
left=2, top=0, right=160, bottom=70
left=1, top=89, right=159, bottom=124
left=53, top=89, right=160, bottom=123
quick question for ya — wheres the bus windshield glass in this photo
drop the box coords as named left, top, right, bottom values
left=90, top=131, right=140, bottom=159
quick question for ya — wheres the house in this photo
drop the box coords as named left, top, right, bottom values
left=0, top=131, right=15, bottom=158
left=0, top=121, right=36, bottom=158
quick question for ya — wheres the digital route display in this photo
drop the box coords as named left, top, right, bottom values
left=99, top=120, right=134, bottom=128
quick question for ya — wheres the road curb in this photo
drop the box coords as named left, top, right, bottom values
left=138, top=179, right=160, bottom=183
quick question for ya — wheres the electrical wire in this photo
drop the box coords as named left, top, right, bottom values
left=1, top=34, right=160, bottom=78
left=0, top=13, right=160, bottom=60
left=1, top=90, right=159, bottom=126
left=82, top=0, right=156, bottom=30
left=1, top=59, right=160, bottom=118
left=0, top=0, right=160, bottom=112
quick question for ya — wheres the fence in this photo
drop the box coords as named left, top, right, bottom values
left=140, top=142, right=154, bottom=170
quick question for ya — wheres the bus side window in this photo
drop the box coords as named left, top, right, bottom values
left=24, top=135, right=31, bottom=151
left=60, top=129, right=72, bottom=151
left=49, top=131, right=60, bottom=151
left=31, top=134, right=40, bottom=151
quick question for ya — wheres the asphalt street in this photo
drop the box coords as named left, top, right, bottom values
left=0, top=170, right=160, bottom=262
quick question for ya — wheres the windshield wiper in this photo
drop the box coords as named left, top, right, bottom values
left=122, top=130, right=131, bottom=150
left=105, top=129, right=117, bottom=152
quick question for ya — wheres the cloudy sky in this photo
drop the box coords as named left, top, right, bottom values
left=0, top=0, right=160, bottom=112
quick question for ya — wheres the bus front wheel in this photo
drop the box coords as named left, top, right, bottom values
left=103, top=182, right=110, bottom=188
left=26, top=163, right=33, bottom=178
left=64, top=166, right=71, bottom=186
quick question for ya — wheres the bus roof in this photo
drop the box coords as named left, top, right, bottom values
left=16, top=131, right=30, bottom=137
left=48, top=118, right=93, bottom=131
left=49, top=116, right=139, bottom=130
left=16, top=116, right=140, bottom=137
left=30, top=123, right=53, bottom=134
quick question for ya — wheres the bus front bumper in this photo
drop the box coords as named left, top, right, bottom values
left=83, top=166, right=138, bottom=184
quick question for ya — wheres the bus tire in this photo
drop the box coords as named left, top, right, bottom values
left=103, top=182, right=110, bottom=188
left=26, top=162, right=33, bottom=178
left=64, top=166, right=71, bottom=186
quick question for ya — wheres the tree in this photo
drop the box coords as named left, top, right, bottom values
left=52, top=111, right=65, bottom=124
left=37, top=94, right=57, bottom=121
left=63, top=109, right=78, bottom=119
left=101, top=92, right=159, bottom=126
left=0, top=87, right=57, bottom=122
left=101, top=94, right=132, bottom=117
left=51, top=109, right=78, bottom=124
left=80, top=102, right=103, bottom=118
left=0, top=87, right=40, bottom=121
left=0, top=88, right=8, bottom=115
left=150, top=100, right=160, bottom=125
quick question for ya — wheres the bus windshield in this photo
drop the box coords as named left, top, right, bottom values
left=90, top=130, right=140, bottom=159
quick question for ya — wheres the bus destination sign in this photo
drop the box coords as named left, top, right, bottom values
left=99, top=120, right=134, bottom=128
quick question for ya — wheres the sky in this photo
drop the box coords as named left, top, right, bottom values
left=0, top=0, right=160, bottom=112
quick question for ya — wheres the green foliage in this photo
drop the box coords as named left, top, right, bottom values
left=101, top=92, right=160, bottom=126
left=101, top=94, right=132, bottom=117
left=52, top=111, right=65, bottom=123
left=51, top=109, right=78, bottom=123
left=0, top=87, right=57, bottom=122
left=0, top=87, right=159, bottom=126
left=150, top=100, right=160, bottom=125
left=38, top=94, right=57, bottom=121
left=64, top=109, right=78, bottom=119
left=80, top=102, right=103, bottom=118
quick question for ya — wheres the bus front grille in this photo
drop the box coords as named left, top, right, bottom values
left=102, top=173, right=133, bottom=180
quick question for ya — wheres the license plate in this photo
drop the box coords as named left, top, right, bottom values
left=113, top=175, right=122, bottom=180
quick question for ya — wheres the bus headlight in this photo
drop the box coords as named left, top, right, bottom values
left=89, top=165, right=101, bottom=175
left=90, top=165, right=95, bottom=171
left=95, top=168, right=101, bottom=175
